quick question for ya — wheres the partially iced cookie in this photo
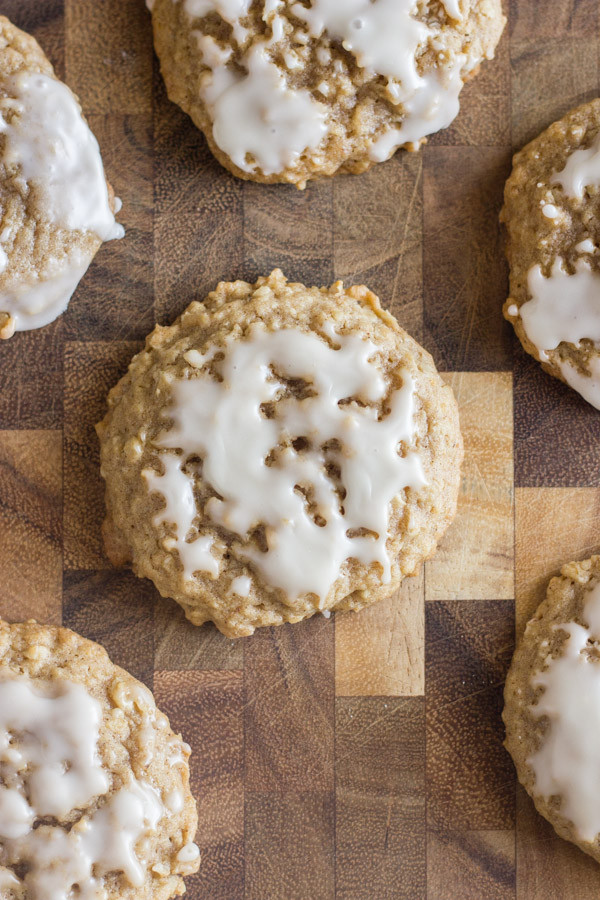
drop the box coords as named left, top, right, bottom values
left=504, top=556, right=600, bottom=863
left=0, top=618, right=199, bottom=899
left=148, top=0, right=505, bottom=187
left=501, top=100, right=600, bottom=409
left=0, top=16, right=123, bottom=338
left=97, top=270, right=462, bottom=638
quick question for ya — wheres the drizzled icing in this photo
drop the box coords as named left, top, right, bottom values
left=4, top=779, right=164, bottom=900
left=369, top=56, right=466, bottom=158
left=0, top=72, right=123, bottom=240
left=528, top=581, right=600, bottom=842
left=519, top=258, right=600, bottom=410
left=204, top=43, right=328, bottom=176
left=0, top=252, right=91, bottom=335
left=0, top=674, right=195, bottom=898
left=552, top=130, right=600, bottom=200
left=146, top=325, right=426, bottom=600
left=178, top=0, right=480, bottom=175
left=291, top=0, right=430, bottom=85
left=0, top=71, right=123, bottom=335
left=0, top=678, right=108, bottom=833
left=143, top=453, right=218, bottom=580
left=185, top=0, right=251, bottom=42
left=522, top=258, right=600, bottom=350
left=558, top=356, right=600, bottom=410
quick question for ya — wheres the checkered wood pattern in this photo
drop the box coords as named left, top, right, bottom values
left=1, top=1, right=600, bottom=897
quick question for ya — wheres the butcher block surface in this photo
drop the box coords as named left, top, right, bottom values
left=2, top=1, right=600, bottom=897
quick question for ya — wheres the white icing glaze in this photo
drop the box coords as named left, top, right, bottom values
left=291, top=0, right=429, bottom=85
left=369, top=56, right=465, bottom=158
left=229, top=574, right=252, bottom=598
left=552, top=130, right=600, bottom=200
left=150, top=325, right=426, bottom=600
left=293, top=0, right=469, bottom=158
left=0, top=252, right=92, bottom=335
left=0, top=674, right=187, bottom=897
left=0, top=71, right=123, bottom=334
left=143, top=452, right=218, bottom=580
left=0, top=677, right=108, bottom=833
left=5, top=779, right=164, bottom=899
left=0, top=72, right=123, bottom=240
left=199, top=42, right=328, bottom=175
left=522, top=258, right=600, bottom=351
left=184, top=0, right=250, bottom=43
left=528, top=582, right=600, bottom=841
left=558, top=356, right=600, bottom=410
left=507, top=303, right=519, bottom=317
left=180, top=0, right=476, bottom=175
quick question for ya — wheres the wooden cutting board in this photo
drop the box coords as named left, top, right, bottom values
left=2, top=1, right=600, bottom=897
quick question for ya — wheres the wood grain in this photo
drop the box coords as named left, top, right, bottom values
left=244, top=180, right=334, bottom=286
left=510, top=36, right=598, bottom=150
left=65, top=0, right=152, bottom=115
left=515, top=487, right=600, bottom=636
left=426, top=600, right=515, bottom=831
left=335, top=570, right=424, bottom=697
left=422, top=147, right=512, bottom=372
left=245, top=792, right=335, bottom=900
left=64, top=341, right=140, bottom=570
left=63, top=569, right=155, bottom=686
left=65, top=114, right=155, bottom=342
left=335, top=697, right=426, bottom=899
left=2, top=1, right=600, bottom=897
left=244, top=616, right=334, bottom=792
left=514, top=352, right=600, bottom=487
left=0, top=430, right=62, bottom=623
left=427, top=828, right=515, bottom=900
left=333, top=155, right=423, bottom=341
left=425, top=372, right=514, bottom=602
left=155, top=670, right=245, bottom=900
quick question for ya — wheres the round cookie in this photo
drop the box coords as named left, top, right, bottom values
left=97, top=269, right=463, bottom=638
left=148, top=0, right=505, bottom=188
left=0, top=618, right=199, bottom=899
left=501, top=100, right=600, bottom=409
left=503, top=555, right=600, bottom=862
left=0, top=16, right=123, bottom=338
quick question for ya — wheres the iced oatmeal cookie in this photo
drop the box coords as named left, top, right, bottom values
left=502, top=100, right=600, bottom=409
left=0, top=16, right=123, bottom=338
left=148, top=0, right=505, bottom=187
left=0, top=618, right=199, bottom=898
left=504, top=556, right=600, bottom=863
left=97, top=269, right=462, bottom=637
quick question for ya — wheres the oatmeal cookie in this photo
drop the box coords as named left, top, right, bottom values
left=0, top=618, right=199, bottom=899
left=504, top=556, right=600, bottom=863
left=148, top=0, right=505, bottom=187
left=501, top=100, right=600, bottom=409
left=0, top=16, right=123, bottom=338
left=97, top=269, right=462, bottom=638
